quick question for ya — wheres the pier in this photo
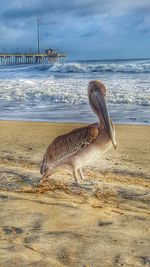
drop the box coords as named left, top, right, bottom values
left=0, top=18, right=67, bottom=66
left=0, top=49, right=67, bottom=65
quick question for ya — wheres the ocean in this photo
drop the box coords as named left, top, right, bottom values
left=0, top=59, right=150, bottom=125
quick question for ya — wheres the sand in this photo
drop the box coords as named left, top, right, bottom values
left=0, top=121, right=150, bottom=267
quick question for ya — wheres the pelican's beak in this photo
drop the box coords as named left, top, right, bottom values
left=92, top=91, right=117, bottom=149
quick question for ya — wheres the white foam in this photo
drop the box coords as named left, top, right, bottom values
left=0, top=77, right=150, bottom=106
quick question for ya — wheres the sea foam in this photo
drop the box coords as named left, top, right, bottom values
left=0, top=78, right=149, bottom=106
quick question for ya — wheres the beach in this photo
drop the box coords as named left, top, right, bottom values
left=0, top=121, right=149, bottom=267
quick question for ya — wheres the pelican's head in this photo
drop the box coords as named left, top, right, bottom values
left=88, top=80, right=117, bottom=149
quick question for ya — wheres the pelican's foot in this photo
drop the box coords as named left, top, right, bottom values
left=75, top=180, right=80, bottom=187
left=71, top=181, right=80, bottom=187
left=85, top=179, right=97, bottom=185
left=80, top=184, right=92, bottom=191
left=76, top=181, right=80, bottom=187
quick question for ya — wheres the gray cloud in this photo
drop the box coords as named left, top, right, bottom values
left=1, top=0, right=150, bottom=20
left=0, top=0, right=150, bottom=58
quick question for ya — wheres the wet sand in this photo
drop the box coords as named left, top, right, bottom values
left=0, top=121, right=150, bottom=267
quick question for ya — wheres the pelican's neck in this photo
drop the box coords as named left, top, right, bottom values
left=89, top=93, right=102, bottom=126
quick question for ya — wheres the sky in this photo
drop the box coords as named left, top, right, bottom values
left=0, top=0, right=150, bottom=60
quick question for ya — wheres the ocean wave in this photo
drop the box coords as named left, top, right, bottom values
left=47, top=62, right=150, bottom=74
left=1, top=61, right=150, bottom=75
left=0, top=78, right=150, bottom=106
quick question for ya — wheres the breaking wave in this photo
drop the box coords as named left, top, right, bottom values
left=1, top=61, right=150, bottom=75
left=47, top=62, right=150, bottom=74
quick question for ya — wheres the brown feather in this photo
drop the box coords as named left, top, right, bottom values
left=40, top=126, right=98, bottom=174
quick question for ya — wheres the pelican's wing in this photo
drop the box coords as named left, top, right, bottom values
left=40, top=126, right=98, bottom=174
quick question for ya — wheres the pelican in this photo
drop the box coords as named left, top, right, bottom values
left=40, top=80, right=117, bottom=185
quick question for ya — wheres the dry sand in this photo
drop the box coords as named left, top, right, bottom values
left=0, top=121, right=150, bottom=267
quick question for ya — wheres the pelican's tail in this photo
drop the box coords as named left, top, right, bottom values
left=40, top=156, right=56, bottom=175
left=40, top=160, right=45, bottom=175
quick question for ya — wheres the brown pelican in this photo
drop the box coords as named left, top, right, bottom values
left=40, top=80, right=117, bottom=185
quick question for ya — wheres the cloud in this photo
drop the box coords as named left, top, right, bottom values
left=0, top=0, right=150, bottom=58
left=138, top=17, right=150, bottom=33
left=1, top=0, right=150, bottom=20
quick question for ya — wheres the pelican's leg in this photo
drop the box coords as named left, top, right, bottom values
left=78, top=168, right=85, bottom=180
left=39, top=169, right=52, bottom=185
left=72, top=169, right=80, bottom=186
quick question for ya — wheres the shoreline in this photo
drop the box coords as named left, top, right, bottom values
left=0, top=120, right=150, bottom=266
left=0, top=118, right=150, bottom=126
